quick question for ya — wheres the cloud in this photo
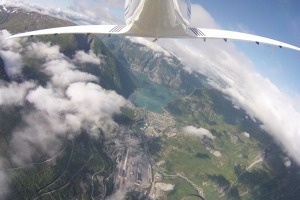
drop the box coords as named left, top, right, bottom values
left=183, top=126, right=215, bottom=140
left=0, top=81, right=36, bottom=106
left=66, top=82, right=128, bottom=134
left=0, top=33, right=129, bottom=166
left=69, top=0, right=124, bottom=24
left=189, top=4, right=219, bottom=29
left=0, top=50, right=23, bottom=77
left=0, top=32, right=24, bottom=78
left=10, top=80, right=128, bottom=165
left=10, top=75, right=127, bottom=165
left=127, top=37, right=172, bottom=57
left=11, top=111, right=67, bottom=164
left=43, top=59, right=98, bottom=87
left=1, top=0, right=98, bottom=25
left=25, top=41, right=98, bottom=88
left=0, top=36, right=23, bottom=52
left=73, top=50, right=101, bottom=65
left=1, top=0, right=125, bottom=25
left=25, top=42, right=61, bottom=61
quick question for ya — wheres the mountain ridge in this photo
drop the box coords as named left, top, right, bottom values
left=0, top=5, right=136, bottom=97
left=1, top=5, right=300, bottom=200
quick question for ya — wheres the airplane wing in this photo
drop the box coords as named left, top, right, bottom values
left=6, top=24, right=300, bottom=52
left=6, top=25, right=130, bottom=39
left=188, top=27, right=300, bottom=51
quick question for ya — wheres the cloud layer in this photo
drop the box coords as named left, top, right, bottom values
left=0, top=34, right=128, bottom=167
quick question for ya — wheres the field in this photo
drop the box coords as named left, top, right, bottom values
left=145, top=85, right=300, bottom=200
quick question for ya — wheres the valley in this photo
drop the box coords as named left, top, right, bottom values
left=1, top=5, right=300, bottom=200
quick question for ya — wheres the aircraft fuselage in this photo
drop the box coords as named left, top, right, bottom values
left=125, top=0, right=191, bottom=37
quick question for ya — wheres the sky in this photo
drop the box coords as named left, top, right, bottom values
left=196, top=0, right=300, bottom=93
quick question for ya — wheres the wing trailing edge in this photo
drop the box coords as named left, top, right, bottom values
left=188, top=27, right=300, bottom=51
left=6, top=25, right=131, bottom=39
left=6, top=24, right=300, bottom=52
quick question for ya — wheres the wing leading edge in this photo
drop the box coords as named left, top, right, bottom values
left=6, top=25, right=131, bottom=39
left=188, top=28, right=300, bottom=51
left=6, top=24, right=300, bottom=52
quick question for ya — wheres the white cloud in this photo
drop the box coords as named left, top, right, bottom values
left=1, top=0, right=98, bottom=25
left=0, top=50, right=23, bottom=77
left=69, top=0, right=124, bottom=24
left=10, top=84, right=127, bottom=164
left=25, top=42, right=61, bottom=61
left=26, top=86, right=72, bottom=114
left=11, top=81, right=128, bottom=164
left=189, top=4, right=219, bottom=29
left=1, top=0, right=124, bottom=25
left=0, top=32, right=25, bottom=78
left=0, top=34, right=129, bottom=166
left=24, top=41, right=99, bottom=87
left=0, top=31, right=23, bottom=51
left=183, top=126, right=215, bottom=140
left=43, top=59, right=98, bottom=87
left=127, top=37, right=172, bottom=57
left=73, top=50, right=101, bottom=65
left=283, top=157, right=292, bottom=168
left=11, top=111, right=67, bottom=164
left=103, top=0, right=123, bottom=9
left=66, top=82, right=127, bottom=134
left=0, top=81, right=36, bottom=106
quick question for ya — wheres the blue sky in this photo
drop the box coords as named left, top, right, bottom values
left=28, top=0, right=300, bottom=93
left=193, top=0, right=300, bottom=93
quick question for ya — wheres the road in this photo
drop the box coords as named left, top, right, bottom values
left=35, top=142, right=93, bottom=199
left=151, top=166, right=205, bottom=200
left=7, top=137, right=68, bottom=171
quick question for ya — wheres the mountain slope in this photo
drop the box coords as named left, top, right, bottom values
left=0, top=5, right=136, bottom=97
left=1, top=4, right=300, bottom=200
left=0, top=5, right=136, bottom=200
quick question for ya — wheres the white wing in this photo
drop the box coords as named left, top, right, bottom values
left=6, top=25, right=130, bottom=39
left=6, top=24, right=300, bottom=52
left=188, top=28, right=300, bottom=51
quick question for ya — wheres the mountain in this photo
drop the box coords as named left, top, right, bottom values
left=1, top=4, right=300, bottom=200
left=100, top=35, right=210, bottom=91
left=0, top=5, right=136, bottom=97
